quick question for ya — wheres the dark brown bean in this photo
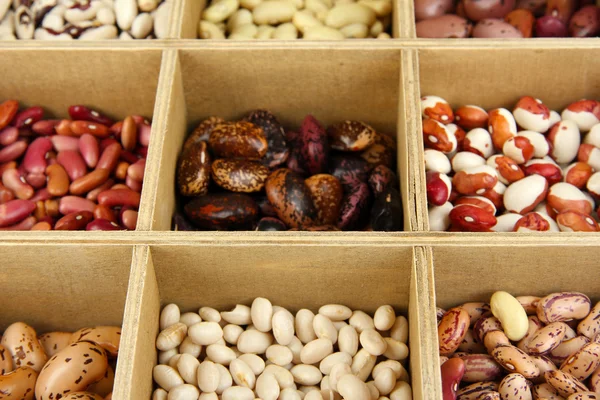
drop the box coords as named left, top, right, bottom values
left=327, top=121, right=376, bottom=152
left=208, top=121, right=268, bottom=159
left=337, top=181, right=371, bottom=230
left=184, top=116, right=225, bottom=148
left=368, top=165, right=398, bottom=196
left=244, top=110, right=289, bottom=168
left=211, top=159, right=270, bottom=193
left=184, top=193, right=259, bottom=230
left=256, top=217, right=287, bottom=231
left=370, top=186, right=403, bottom=232
left=305, top=174, right=343, bottom=226
left=265, top=168, right=317, bottom=229
left=177, top=141, right=211, bottom=197
left=569, top=6, right=600, bottom=37
left=299, top=115, right=329, bottom=175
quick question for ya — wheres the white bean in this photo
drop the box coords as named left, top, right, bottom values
left=158, top=348, right=178, bottom=365
left=256, top=24, right=276, bottom=38
left=329, top=363, right=352, bottom=392
left=340, top=22, right=368, bottom=38
left=188, top=322, right=223, bottom=346
left=215, top=363, right=233, bottom=394
left=157, top=323, right=188, bottom=351
left=229, top=22, right=258, bottom=38
left=291, top=364, right=322, bottom=386
left=199, top=20, right=226, bottom=39
left=301, top=338, right=334, bottom=365
left=160, top=304, right=181, bottom=330
left=230, top=358, right=256, bottom=389
left=296, top=309, right=317, bottom=344
left=167, top=384, right=199, bottom=400
left=264, top=364, right=296, bottom=389
left=360, top=329, right=387, bottom=356
left=319, top=351, right=352, bottom=374
left=374, top=306, right=396, bottom=331
left=238, top=353, right=266, bottom=375
left=237, top=329, right=274, bottom=353
left=180, top=312, right=202, bottom=327
left=197, top=360, right=220, bottom=392
left=177, top=353, right=200, bottom=384
left=382, top=338, right=409, bottom=360
left=198, top=393, right=218, bottom=400
left=292, top=9, right=322, bottom=33
left=252, top=0, right=296, bottom=24
left=349, top=311, right=375, bottom=333
left=222, top=304, right=252, bottom=325
left=338, top=325, right=359, bottom=356
left=273, top=309, right=296, bottom=345
left=256, top=372, right=280, bottom=400
left=114, top=0, right=138, bottom=30
left=325, top=3, right=375, bottom=28
left=273, top=22, right=298, bottom=38
left=358, top=0, right=392, bottom=16
left=223, top=324, right=244, bottom=345
left=389, top=381, right=412, bottom=400
left=227, top=8, right=253, bottom=32
left=203, top=0, right=240, bottom=23
left=338, top=374, right=371, bottom=400
left=313, top=315, right=338, bottom=344
left=352, top=348, right=377, bottom=381
left=169, top=354, right=182, bottom=369
left=319, top=304, right=352, bottom=321
left=152, top=388, right=168, bottom=400
left=280, top=388, right=303, bottom=400
left=302, top=25, right=343, bottom=39
left=374, top=367, right=396, bottom=395
left=206, top=343, right=237, bottom=365
left=267, top=344, right=294, bottom=366
left=130, top=12, right=153, bottom=38
left=288, top=336, right=304, bottom=364
left=153, top=365, right=184, bottom=391
left=222, top=386, right=254, bottom=400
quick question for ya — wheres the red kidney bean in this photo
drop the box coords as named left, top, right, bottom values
left=2, top=169, right=33, bottom=200
left=30, top=188, right=52, bottom=202
left=115, top=162, right=129, bottom=181
left=125, top=176, right=143, bottom=192
left=32, top=120, right=60, bottom=136
left=44, top=199, right=59, bottom=217
left=121, top=116, right=137, bottom=151
left=31, top=221, right=52, bottom=230
left=138, top=124, right=151, bottom=147
left=120, top=150, right=139, bottom=164
left=0, top=127, right=19, bottom=146
left=87, top=179, right=114, bottom=202
left=97, top=142, right=122, bottom=172
left=94, top=204, right=117, bottom=223
left=68, top=105, right=114, bottom=126
left=23, top=137, right=52, bottom=174
left=127, top=159, right=145, bottom=182
left=110, top=121, right=123, bottom=136
left=121, top=209, right=138, bottom=230
left=86, top=218, right=123, bottom=231
left=69, top=169, right=110, bottom=196
left=0, top=140, right=28, bottom=163
left=50, top=136, right=79, bottom=152
left=536, top=15, right=568, bottom=36
left=70, top=121, right=110, bottom=138
left=13, top=106, right=44, bottom=129
left=54, top=211, right=94, bottom=230
left=57, top=150, right=87, bottom=181
left=46, top=164, right=70, bottom=197
left=0, top=199, right=36, bottom=227
left=0, top=182, right=14, bottom=204
left=25, top=173, right=46, bottom=189
left=0, top=100, right=19, bottom=130
left=0, top=162, right=16, bottom=176
left=100, top=138, right=118, bottom=152
left=136, top=146, right=148, bottom=158
left=441, top=358, right=466, bottom=400
left=55, top=120, right=73, bottom=136
left=79, top=133, right=99, bottom=168
left=132, top=115, right=150, bottom=125
left=97, top=188, right=141, bottom=208
left=0, top=215, right=37, bottom=230
left=59, top=196, right=96, bottom=215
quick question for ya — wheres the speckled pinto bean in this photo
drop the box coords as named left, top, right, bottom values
left=491, top=345, right=540, bottom=378
left=439, top=307, right=471, bottom=356
left=456, top=381, right=499, bottom=400
left=546, top=370, right=590, bottom=397
left=578, top=302, right=600, bottom=339
left=473, top=315, right=503, bottom=343
left=537, top=292, right=592, bottom=324
left=459, top=354, right=504, bottom=382
left=525, top=322, right=569, bottom=355
left=559, top=342, right=600, bottom=380
left=498, top=373, right=531, bottom=399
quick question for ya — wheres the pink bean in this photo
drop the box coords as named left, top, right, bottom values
left=125, top=175, right=143, bottom=192
left=30, top=188, right=52, bottom=202
left=13, top=106, right=44, bottom=128
left=0, top=199, right=36, bottom=227
left=138, top=124, right=151, bottom=147
left=79, top=133, right=99, bottom=169
left=0, top=127, right=18, bottom=146
left=132, top=115, right=150, bottom=125
left=58, top=196, right=96, bottom=215
left=25, top=173, right=46, bottom=189
left=23, top=137, right=52, bottom=174
left=2, top=169, right=33, bottom=200
left=32, top=120, right=60, bottom=136
left=97, top=142, right=122, bottom=172
left=86, top=219, right=123, bottom=231
left=121, top=209, right=138, bottom=230
left=100, top=138, right=118, bottom=152
left=0, top=140, right=28, bottom=163
left=127, top=159, right=145, bottom=182
left=50, top=136, right=79, bottom=152
left=57, top=150, right=87, bottom=181
left=86, top=179, right=114, bottom=202
left=0, top=215, right=37, bottom=231
left=0, top=182, right=14, bottom=204
left=97, top=188, right=140, bottom=208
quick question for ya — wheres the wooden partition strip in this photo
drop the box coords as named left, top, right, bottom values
left=397, top=0, right=416, bottom=38
left=137, top=49, right=179, bottom=230
left=167, top=0, right=185, bottom=39
left=113, top=245, right=159, bottom=400
left=414, top=245, right=442, bottom=400
left=401, top=49, right=427, bottom=231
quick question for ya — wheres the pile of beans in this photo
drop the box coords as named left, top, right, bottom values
left=153, top=299, right=411, bottom=400
left=0, top=322, right=120, bottom=399
left=415, top=0, right=600, bottom=38
left=175, top=110, right=402, bottom=231
left=423, top=95, right=600, bottom=232
left=198, top=0, right=392, bottom=39
left=439, top=291, right=600, bottom=400
left=0, top=100, right=149, bottom=231
left=0, top=0, right=170, bottom=40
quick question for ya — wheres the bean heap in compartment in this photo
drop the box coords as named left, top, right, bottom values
left=175, top=110, right=403, bottom=232
left=423, top=96, right=600, bottom=232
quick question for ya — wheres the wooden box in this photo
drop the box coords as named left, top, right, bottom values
left=1, top=1, right=600, bottom=399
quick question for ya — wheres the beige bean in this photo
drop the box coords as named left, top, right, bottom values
left=252, top=297, right=274, bottom=332
left=157, top=323, right=188, bottom=351
left=264, top=364, right=296, bottom=389
left=374, top=305, right=396, bottom=331
left=227, top=8, right=253, bottom=32
left=215, top=363, right=233, bottom=394
left=369, top=19, right=383, bottom=36
left=338, top=374, right=371, bottom=400
left=373, top=361, right=409, bottom=382
left=256, top=24, right=276, bottom=38
left=305, top=390, right=324, bottom=400
left=288, top=336, right=304, bottom=364
left=177, top=353, right=200, bottom=384
left=203, top=0, right=240, bottom=23
left=161, top=304, right=181, bottom=330
left=390, top=316, right=408, bottom=343
left=257, top=372, right=281, bottom=400
left=253, top=1, right=296, bottom=24
left=273, top=22, right=298, bottom=38
left=240, top=0, right=262, bottom=9
left=223, top=324, right=244, bottom=345
left=303, top=24, right=344, bottom=39
left=319, top=304, right=352, bottom=321
left=329, top=363, right=352, bottom=391
left=199, top=307, right=222, bottom=323
left=239, top=353, right=266, bottom=375
left=179, top=336, right=201, bottom=358
left=377, top=32, right=391, bottom=38
left=199, top=20, right=226, bottom=39
left=273, top=309, right=296, bottom=346
left=367, top=381, right=380, bottom=400
left=188, top=322, right=223, bottom=345
left=229, top=23, right=258, bottom=38
left=305, top=0, right=330, bottom=14
left=352, top=348, right=377, bottom=381
left=292, top=9, right=322, bottom=33
left=222, top=386, right=254, bottom=400
left=490, top=291, right=529, bottom=341
left=389, top=381, right=412, bottom=400
left=230, top=358, right=256, bottom=389
left=168, top=384, right=200, bottom=400
left=206, top=343, right=237, bottom=365
left=158, top=348, right=178, bottom=365
left=325, top=3, right=375, bottom=28
left=180, top=312, right=202, bottom=327
left=358, top=0, right=392, bottom=16
left=168, top=354, right=182, bottom=369
left=338, top=325, right=359, bottom=356
left=291, top=364, right=322, bottom=386
left=296, top=309, right=318, bottom=344
left=350, top=311, right=375, bottom=333
left=267, top=344, right=294, bottom=366
left=382, top=338, right=409, bottom=361
left=340, top=22, right=368, bottom=38
left=199, top=393, right=218, bottom=400
left=374, top=367, right=396, bottom=395
left=131, top=12, right=153, bottom=39
left=153, top=365, right=184, bottom=391
left=360, top=329, right=387, bottom=356
left=301, top=338, right=334, bottom=365
left=319, top=351, right=352, bottom=374
left=222, top=304, right=252, bottom=325
left=152, top=388, right=168, bottom=400
left=153, top=1, right=170, bottom=38
left=280, top=388, right=303, bottom=400
left=313, top=314, right=338, bottom=344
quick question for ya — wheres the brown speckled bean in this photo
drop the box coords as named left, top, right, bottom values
left=578, top=302, right=600, bottom=339
left=537, top=292, right=592, bottom=324
left=491, top=344, right=540, bottom=378
left=560, top=342, right=600, bottom=381
left=459, top=353, right=503, bottom=382
left=525, top=322, right=568, bottom=355
left=456, top=381, right=499, bottom=400
left=438, top=307, right=470, bottom=356
left=551, top=336, right=590, bottom=365
left=461, top=303, right=491, bottom=327
left=545, top=370, right=589, bottom=398
left=498, top=373, right=531, bottom=400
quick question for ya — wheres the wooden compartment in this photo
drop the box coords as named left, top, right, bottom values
left=414, top=45, right=600, bottom=231
left=115, top=243, right=432, bottom=399
left=140, top=48, right=418, bottom=232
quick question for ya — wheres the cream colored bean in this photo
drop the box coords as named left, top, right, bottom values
left=325, top=3, right=375, bottom=28
left=157, top=323, right=188, bottom=351
left=203, top=0, right=240, bottom=23
left=161, top=304, right=181, bottom=330
left=179, top=337, right=201, bottom=359
left=237, top=329, right=274, bottom=354
left=389, top=381, right=411, bottom=400
left=374, top=367, right=396, bottom=395
left=206, top=343, right=237, bottom=365
left=198, top=393, right=218, bottom=400
left=222, top=304, right=252, bottom=325
left=252, top=297, right=274, bottom=332
left=374, top=306, right=396, bottom=331
left=265, top=364, right=296, bottom=389
left=319, top=351, right=353, bottom=374
left=291, top=364, right=323, bottom=386
left=199, top=20, right=226, bottom=39
left=215, top=363, right=233, bottom=394
left=130, top=12, right=153, bottom=38
left=230, top=358, right=256, bottom=389
left=350, top=311, right=375, bottom=333
left=273, top=309, right=296, bottom=346
left=238, top=353, right=266, bottom=375
left=390, top=316, right=408, bottom=343
left=240, top=0, right=262, bottom=9
left=188, top=322, right=223, bottom=345
left=222, top=386, right=254, bottom=400
left=256, top=24, right=276, bottom=38
left=340, top=22, right=368, bottom=38
left=158, top=348, right=178, bottom=365
left=180, top=312, right=202, bottom=327
left=223, top=324, right=244, bottom=345
left=267, top=344, right=294, bottom=366
left=338, top=374, right=371, bottom=400
left=358, top=0, right=392, bottom=16
left=256, top=372, right=280, bottom=400
left=115, top=0, right=138, bottom=30
left=319, top=304, right=352, bottom=321
left=338, top=325, right=359, bottom=356
left=313, top=314, right=338, bottom=344
left=280, top=388, right=303, bottom=400
left=360, top=329, right=387, bottom=356
left=153, top=1, right=170, bottom=38
left=382, top=338, right=409, bottom=361
left=490, top=291, right=529, bottom=341
left=169, top=354, right=183, bottom=369
left=333, top=321, right=348, bottom=331
left=296, top=309, right=318, bottom=344
left=229, top=23, right=258, bottom=38
left=168, top=384, right=200, bottom=400
left=227, top=8, right=253, bottom=32
left=329, top=363, right=352, bottom=392
left=177, top=353, right=200, bottom=384
left=288, top=336, right=304, bottom=364
left=292, top=9, right=322, bottom=33
left=301, top=338, right=334, bottom=364
left=321, top=376, right=331, bottom=390
left=352, top=348, right=377, bottom=381
left=153, top=365, right=184, bottom=391
left=377, top=32, right=391, bottom=38
left=252, top=1, right=296, bottom=24
left=139, top=0, right=159, bottom=11
left=373, top=361, right=409, bottom=382
left=305, top=390, right=324, bottom=400
left=273, top=22, right=298, bottom=38
left=305, top=0, right=330, bottom=14
left=303, top=25, right=344, bottom=39
left=367, top=381, right=380, bottom=400
left=199, top=307, right=222, bottom=323
left=153, top=388, right=168, bottom=400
